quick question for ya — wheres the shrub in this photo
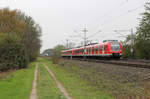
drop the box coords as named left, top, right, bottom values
left=51, top=57, right=60, bottom=64
left=0, top=33, right=29, bottom=71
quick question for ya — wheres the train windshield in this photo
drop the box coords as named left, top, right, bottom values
left=111, top=43, right=120, bottom=51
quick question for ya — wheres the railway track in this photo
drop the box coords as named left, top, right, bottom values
left=71, top=58, right=150, bottom=69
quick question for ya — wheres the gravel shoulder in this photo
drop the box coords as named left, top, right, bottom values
left=60, top=59, right=150, bottom=97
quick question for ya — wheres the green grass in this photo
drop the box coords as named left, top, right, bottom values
left=43, top=58, right=114, bottom=99
left=0, top=57, right=114, bottom=99
left=0, top=62, right=36, bottom=99
left=37, top=61, right=66, bottom=99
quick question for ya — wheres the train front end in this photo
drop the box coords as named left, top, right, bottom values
left=110, top=42, right=122, bottom=58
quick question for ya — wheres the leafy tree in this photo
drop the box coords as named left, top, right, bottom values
left=0, top=33, right=28, bottom=71
left=122, top=34, right=136, bottom=58
left=52, top=45, right=65, bottom=57
left=21, top=16, right=41, bottom=61
left=0, top=8, right=26, bottom=37
left=136, top=3, right=150, bottom=59
left=0, top=8, right=41, bottom=62
left=0, top=8, right=42, bottom=62
left=0, top=7, right=41, bottom=70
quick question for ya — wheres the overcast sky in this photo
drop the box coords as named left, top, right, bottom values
left=0, top=0, right=148, bottom=52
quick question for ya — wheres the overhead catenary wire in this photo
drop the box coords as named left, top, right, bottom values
left=66, top=0, right=150, bottom=47
left=91, top=0, right=149, bottom=32
left=86, top=30, right=101, bottom=38
left=89, top=1, right=128, bottom=31
left=67, top=28, right=102, bottom=47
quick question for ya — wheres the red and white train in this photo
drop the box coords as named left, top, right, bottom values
left=61, top=40, right=122, bottom=58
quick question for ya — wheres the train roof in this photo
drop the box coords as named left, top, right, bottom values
left=103, top=40, right=118, bottom=43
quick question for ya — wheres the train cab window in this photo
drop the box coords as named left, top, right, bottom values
left=111, top=43, right=120, bottom=51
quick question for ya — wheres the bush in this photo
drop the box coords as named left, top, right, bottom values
left=51, top=57, right=60, bottom=64
left=0, top=33, right=29, bottom=71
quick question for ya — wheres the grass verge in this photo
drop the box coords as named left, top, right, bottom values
left=42, top=57, right=114, bottom=99
left=37, top=60, right=66, bottom=99
left=0, top=62, right=36, bottom=99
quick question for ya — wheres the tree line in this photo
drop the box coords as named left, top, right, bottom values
left=123, top=3, right=150, bottom=59
left=0, top=8, right=41, bottom=71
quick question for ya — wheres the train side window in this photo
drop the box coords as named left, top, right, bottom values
left=96, top=47, right=98, bottom=52
left=98, top=46, right=100, bottom=52
left=100, top=46, right=103, bottom=51
left=104, top=45, right=107, bottom=51
left=94, top=47, right=97, bottom=52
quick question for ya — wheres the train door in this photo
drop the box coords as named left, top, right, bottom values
left=89, top=47, right=91, bottom=55
left=95, top=46, right=98, bottom=55
left=86, top=48, right=88, bottom=54
left=87, top=47, right=89, bottom=55
left=94, top=46, right=97, bottom=54
left=92, top=47, right=94, bottom=54
left=96, top=46, right=98, bottom=55
left=97, top=45, right=100, bottom=55
left=102, top=45, right=104, bottom=55
left=94, top=46, right=95, bottom=55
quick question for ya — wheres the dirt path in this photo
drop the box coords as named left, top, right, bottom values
left=29, top=64, right=38, bottom=99
left=44, top=64, right=73, bottom=99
